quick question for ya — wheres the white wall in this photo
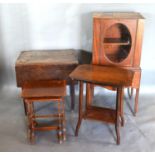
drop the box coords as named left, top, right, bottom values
left=0, top=3, right=155, bottom=93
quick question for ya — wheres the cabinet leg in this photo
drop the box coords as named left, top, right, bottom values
left=134, top=88, right=139, bottom=116
left=70, top=80, right=75, bottom=111
left=115, top=87, right=121, bottom=145
left=128, top=87, right=134, bottom=99
left=120, top=88, right=124, bottom=127
left=75, top=81, right=83, bottom=136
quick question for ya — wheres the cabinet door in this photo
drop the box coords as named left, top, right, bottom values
left=99, top=19, right=137, bottom=67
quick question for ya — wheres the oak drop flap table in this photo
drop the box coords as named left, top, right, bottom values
left=15, top=49, right=79, bottom=111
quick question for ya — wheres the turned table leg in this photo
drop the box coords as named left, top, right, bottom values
left=70, top=80, right=75, bottom=111
left=75, top=81, right=83, bottom=136
left=26, top=100, right=35, bottom=144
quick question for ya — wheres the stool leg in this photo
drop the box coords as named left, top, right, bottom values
left=62, top=98, right=66, bottom=141
left=115, top=87, right=122, bottom=145
left=134, top=88, right=140, bottom=116
left=75, top=81, right=83, bottom=136
left=57, top=100, right=63, bottom=144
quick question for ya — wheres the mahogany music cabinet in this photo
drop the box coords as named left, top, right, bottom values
left=92, top=12, right=145, bottom=115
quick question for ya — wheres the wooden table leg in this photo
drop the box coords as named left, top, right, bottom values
left=30, top=101, right=35, bottom=144
left=115, top=87, right=122, bottom=145
left=58, top=100, right=63, bottom=144
left=134, top=88, right=139, bottom=116
left=86, top=83, right=92, bottom=109
left=26, top=100, right=35, bottom=144
left=62, top=98, right=66, bottom=141
left=75, top=81, right=83, bottom=136
left=70, top=80, right=75, bottom=111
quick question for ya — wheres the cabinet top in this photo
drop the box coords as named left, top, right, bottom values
left=93, top=12, right=144, bottom=19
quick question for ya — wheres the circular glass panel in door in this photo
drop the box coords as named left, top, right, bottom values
left=104, top=23, right=132, bottom=63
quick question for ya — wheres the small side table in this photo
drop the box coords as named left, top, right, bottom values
left=69, top=64, right=135, bottom=145
left=21, top=80, right=66, bottom=144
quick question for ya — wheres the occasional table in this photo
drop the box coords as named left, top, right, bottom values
left=69, top=64, right=135, bottom=144
left=15, top=49, right=79, bottom=112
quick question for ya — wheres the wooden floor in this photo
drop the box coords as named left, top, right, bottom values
left=0, top=86, right=155, bottom=151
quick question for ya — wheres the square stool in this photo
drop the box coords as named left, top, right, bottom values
left=21, top=80, right=66, bottom=144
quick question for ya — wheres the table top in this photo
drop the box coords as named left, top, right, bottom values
left=21, top=80, right=66, bottom=98
left=69, top=64, right=134, bottom=87
left=15, top=49, right=79, bottom=87
left=16, top=49, right=79, bottom=66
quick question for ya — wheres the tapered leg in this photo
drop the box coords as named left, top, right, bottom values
left=75, top=81, right=83, bottom=136
left=127, top=87, right=134, bottom=99
left=115, top=87, right=122, bottom=145
left=134, top=88, right=139, bottom=116
left=70, top=80, right=75, bottom=111
left=120, top=88, right=124, bottom=127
